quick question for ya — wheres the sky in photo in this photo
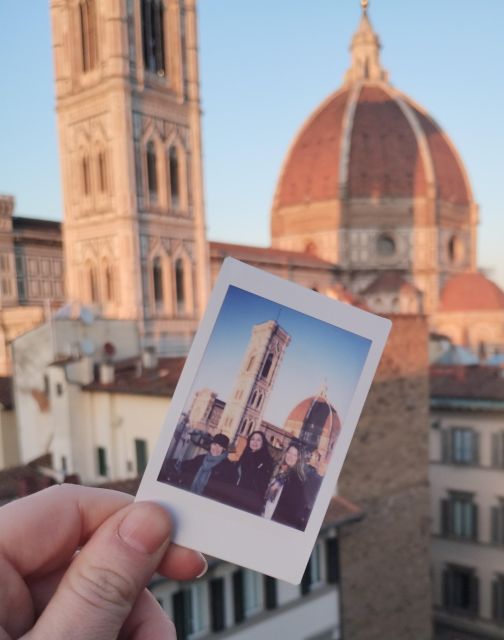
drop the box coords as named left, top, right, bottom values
left=182, top=286, right=371, bottom=428
left=0, top=2, right=502, bottom=285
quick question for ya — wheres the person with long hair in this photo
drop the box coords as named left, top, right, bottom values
left=230, top=430, right=274, bottom=514
left=263, top=442, right=308, bottom=530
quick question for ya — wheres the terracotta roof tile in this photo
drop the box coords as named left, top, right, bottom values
left=430, top=365, right=504, bottom=401
left=84, top=357, right=185, bottom=397
left=348, top=86, right=426, bottom=198
left=361, top=271, right=420, bottom=295
left=274, top=89, right=351, bottom=207
left=210, top=241, right=337, bottom=269
left=410, top=106, right=469, bottom=205
left=439, top=273, right=504, bottom=312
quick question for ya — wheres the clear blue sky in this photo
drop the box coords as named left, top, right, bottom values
left=0, top=2, right=502, bottom=285
left=182, top=286, right=371, bottom=427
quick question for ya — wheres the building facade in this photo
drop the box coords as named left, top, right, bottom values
left=431, top=364, right=504, bottom=638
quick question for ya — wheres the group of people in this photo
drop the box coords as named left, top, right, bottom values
left=158, top=430, right=311, bottom=530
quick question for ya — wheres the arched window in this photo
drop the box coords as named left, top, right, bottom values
left=260, top=353, right=274, bottom=380
left=79, top=0, right=98, bottom=72
left=240, top=419, right=247, bottom=434
left=376, top=234, right=396, bottom=257
left=86, top=262, right=98, bottom=303
left=250, top=390, right=257, bottom=406
left=175, top=258, right=185, bottom=314
left=82, top=156, right=91, bottom=196
left=103, top=261, right=114, bottom=303
left=146, top=141, right=157, bottom=200
left=98, top=151, right=107, bottom=193
left=256, top=393, right=263, bottom=409
left=169, top=146, right=180, bottom=207
left=141, top=0, right=165, bottom=76
left=246, top=355, right=255, bottom=372
left=152, top=257, right=163, bottom=305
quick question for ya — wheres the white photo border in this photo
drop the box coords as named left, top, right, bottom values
left=136, top=258, right=391, bottom=584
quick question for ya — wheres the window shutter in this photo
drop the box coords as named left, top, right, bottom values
left=441, top=429, right=452, bottom=463
left=172, top=591, right=187, bottom=640
left=472, top=503, right=479, bottom=542
left=441, top=499, right=450, bottom=536
left=301, top=559, right=312, bottom=595
left=442, top=568, right=451, bottom=608
left=472, top=430, right=480, bottom=465
left=232, top=570, right=245, bottom=624
left=264, top=576, right=277, bottom=610
left=493, top=579, right=499, bottom=620
left=491, top=506, right=500, bottom=544
left=325, top=537, right=340, bottom=584
left=492, top=433, right=500, bottom=467
left=210, top=578, right=225, bottom=632
left=470, top=574, right=480, bottom=616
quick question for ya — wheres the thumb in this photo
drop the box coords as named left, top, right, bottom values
left=27, top=501, right=172, bottom=640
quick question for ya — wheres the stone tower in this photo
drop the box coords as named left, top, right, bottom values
left=218, top=320, right=291, bottom=442
left=50, top=0, right=209, bottom=352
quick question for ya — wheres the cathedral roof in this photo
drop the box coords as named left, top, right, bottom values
left=439, top=273, right=504, bottom=312
left=361, top=271, right=420, bottom=295
left=272, top=7, right=472, bottom=216
left=286, top=394, right=341, bottom=434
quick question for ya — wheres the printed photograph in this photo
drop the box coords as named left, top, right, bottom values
left=157, top=285, right=371, bottom=531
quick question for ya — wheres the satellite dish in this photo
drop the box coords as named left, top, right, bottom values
left=79, top=338, right=96, bottom=357
left=79, top=306, right=95, bottom=326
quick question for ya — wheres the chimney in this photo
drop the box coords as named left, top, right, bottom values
left=99, top=362, right=115, bottom=384
left=142, top=345, right=158, bottom=370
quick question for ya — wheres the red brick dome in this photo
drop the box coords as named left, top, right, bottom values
left=439, top=273, right=504, bottom=312
left=285, top=395, right=341, bottom=434
left=273, top=83, right=471, bottom=210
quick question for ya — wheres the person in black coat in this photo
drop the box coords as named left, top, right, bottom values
left=177, top=433, right=237, bottom=502
left=230, top=431, right=274, bottom=515
left=263, top=442, right=308, bottom=531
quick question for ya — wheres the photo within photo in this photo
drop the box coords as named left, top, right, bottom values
left=158, top=285, right=371, bottom=531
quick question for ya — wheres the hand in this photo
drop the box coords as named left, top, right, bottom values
left=0, top=484, right=207, bottom=639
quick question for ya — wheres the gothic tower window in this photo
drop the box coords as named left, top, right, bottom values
left=246, top=355, right=255, bottom=372
left=175, top=258, right=185, bottom=314
left=250, top=390, right=257, bottom=406
left=169, top=146, right=180, bottom=207
left=82, top=156, right=91, bottom=196
left=152, top=257, right=163, bottom=305
left=98, top=151, right=107, bottom=194
left=79, top=0, right=99, bottom=73
left=376, top=233, right=396, bottom=257
left=103, top=260, right=114, bottom=303
left=260, top=352, right=274, bottom=380
left=141, top=0, right=166, bottom=76
left=146, top=141, right=158, bottom=200
left=86, top=261, right=98, bottom=303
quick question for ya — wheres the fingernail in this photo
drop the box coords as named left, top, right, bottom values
left=118, top=503, right=171, bottom=554
left=196, top=555, right=208, bottom=579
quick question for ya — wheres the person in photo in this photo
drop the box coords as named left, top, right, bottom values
left=229, top=430, right=275, bottom=514
left=177, top=433, right=237, bottom=500
left=263, top=442, right=309, bottom=530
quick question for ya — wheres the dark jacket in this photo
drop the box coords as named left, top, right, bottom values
left=231, top=451, right=274, bottom=515
left=272, top=471, right=308, bottom=531
left=179, top=454, right=237, bottom=502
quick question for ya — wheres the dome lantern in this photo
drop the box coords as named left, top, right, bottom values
left=344, top=0, right=389, bottom=85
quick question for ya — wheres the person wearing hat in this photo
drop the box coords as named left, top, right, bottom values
left=178, top=433, right=237, bottom=502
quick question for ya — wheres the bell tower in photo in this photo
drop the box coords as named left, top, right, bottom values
left=50, top=0, right=209, bottom=352
left=218, top=320, right=291, bottom=442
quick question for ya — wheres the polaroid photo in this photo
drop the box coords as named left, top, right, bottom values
left=136, top=258, right=391, bottom=584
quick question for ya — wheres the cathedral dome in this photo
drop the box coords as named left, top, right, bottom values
left=272, top=83, right=470, bottom=209
left=270, top=4, right=476, bottom=283
left=439, top=273, right=504, bottom=312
